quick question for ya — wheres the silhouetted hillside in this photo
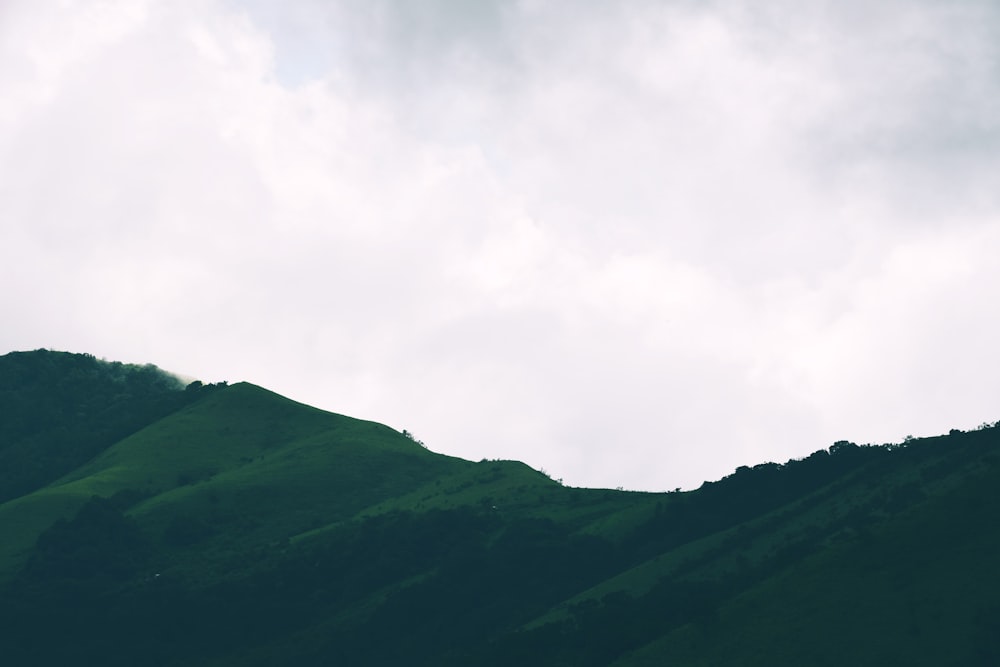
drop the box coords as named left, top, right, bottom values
left=0, top=350, right=996, bottom=666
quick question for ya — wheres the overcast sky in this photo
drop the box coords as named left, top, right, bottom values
left=2, top=0, right=999, bottom=490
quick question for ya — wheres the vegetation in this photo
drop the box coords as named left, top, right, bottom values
left=0, top=349, right=997, bottom=665
left=0, top=350, right=216, bottom=504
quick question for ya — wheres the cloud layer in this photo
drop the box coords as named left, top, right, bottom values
left=2, top=0, right=999, bottom=489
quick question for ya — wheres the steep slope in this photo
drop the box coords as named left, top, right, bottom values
left=0, top=349, right=206, bottom=503
left=0, top=380, right=465, bottom=583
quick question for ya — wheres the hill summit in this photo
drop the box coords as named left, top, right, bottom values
left=1, top=349, right=998, bottom=666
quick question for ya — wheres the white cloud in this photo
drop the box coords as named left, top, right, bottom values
left=2, top=0, right=999, bottom=490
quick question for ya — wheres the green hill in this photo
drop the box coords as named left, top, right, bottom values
left=0, top=349, right=204, bottom=504
left=0, top=349, right=997, bottom=666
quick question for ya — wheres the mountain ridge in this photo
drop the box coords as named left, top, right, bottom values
left=1, top=349, right=997, bottom=665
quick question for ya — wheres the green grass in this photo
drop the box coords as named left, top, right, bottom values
left=292, top=459, right=661, bottom=546
left=4, top=363, right=997, bottom=667
left=611, top=451, right=1000, bottom=667
left=0, top=487, right=95, bottom=577
left=0, top=382, right=460, bottom=582
left=524, top=438, right=1000, bottom=635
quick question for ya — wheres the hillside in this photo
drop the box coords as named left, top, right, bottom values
left=0, top=350, right=204, bottom=504
left=0, top=350, right=997, bottom=665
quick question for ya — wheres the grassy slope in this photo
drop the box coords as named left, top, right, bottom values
left=611, top=436, right=1000, bottom=666
left=339, top=463, right=656, bottom=537
left=547, top=451, right=907, bottom=611
left=3, top=362, right=997, bottom=665
left=0, top=382, right=464, bottom=582
left=0, top=349, right=201, bottom=504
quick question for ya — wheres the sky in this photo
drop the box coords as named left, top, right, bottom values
left=2, top=0, right=999, bottom=491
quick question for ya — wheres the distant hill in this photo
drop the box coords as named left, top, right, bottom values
left=1, top=349, right=997, bottom=666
